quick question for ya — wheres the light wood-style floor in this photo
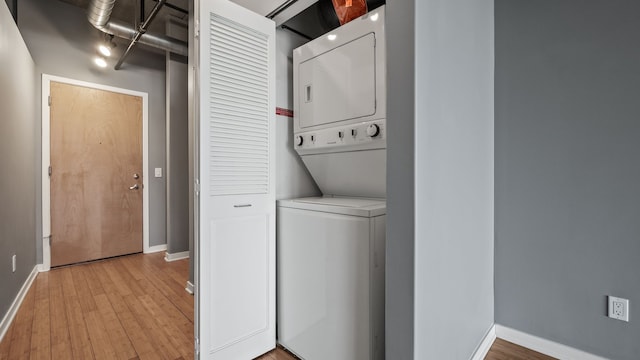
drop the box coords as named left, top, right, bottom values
left=0, top=253, right=193, bottom=360
left=0, top=252, right=554, bottom=360
left=485, top=338, right=556, bottom=360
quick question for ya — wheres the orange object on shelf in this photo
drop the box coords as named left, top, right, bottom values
left=331, top=0, right=367, bottom=25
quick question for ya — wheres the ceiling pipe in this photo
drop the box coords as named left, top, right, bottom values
left=87, top=0, right=188, bottom=68
left=114, top=0, right=167, bottom=69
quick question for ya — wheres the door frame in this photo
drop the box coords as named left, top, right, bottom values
left=41, top=74, right=150, bottom=271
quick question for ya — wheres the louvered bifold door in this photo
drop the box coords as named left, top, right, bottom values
left=197, top=1, right=276, bottom=359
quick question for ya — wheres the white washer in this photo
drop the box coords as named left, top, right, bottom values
left=277, top=197, right=385, bottom=360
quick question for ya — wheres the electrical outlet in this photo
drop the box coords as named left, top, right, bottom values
left=11, top=255, right=16, bottom=273
left=608, top=296, right=629, bottom=322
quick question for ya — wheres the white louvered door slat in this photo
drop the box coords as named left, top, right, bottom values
left=197, top=1, right=276, bottom=359
left=208, top=12, right=270, bottom=196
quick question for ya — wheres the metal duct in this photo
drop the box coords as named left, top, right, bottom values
left=87, top=0, right=188, bottom=57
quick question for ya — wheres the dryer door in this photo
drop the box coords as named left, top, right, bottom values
left=298, top=32, right=377, bottom=129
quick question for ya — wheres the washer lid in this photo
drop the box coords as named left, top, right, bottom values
left=278, top=196, right=386, bottom=217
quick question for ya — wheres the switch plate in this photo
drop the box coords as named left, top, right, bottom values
left=608, top=296, right=629, bottom=322
left=154, top=168, right=163, bottom=178
left=11, top=255, right=16, bottom=273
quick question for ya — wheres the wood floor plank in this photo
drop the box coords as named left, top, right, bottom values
left=137, top=294, right=193, bottom=359
left=485, top=338, right=557, bottom=360
left=70, top=265, right=97, bottom=313
left=79, top=263, right=105, bottom=297
left=89, top=263, right=161, bottom=359
left=59, top=267, right=77, bottom=298
left=7, top=284, right=36, bottom=360
left=257, top=347, right=297, bottom=360
left=110, top=259, right=147, bottom=299
left=145, top=254, right=191, bottom=296
left=92, top=294, right=137, bottom=360
left=122, top=294, right=182, bottom=360
left=136, top=260, right=193, bottom=321
left=102, top=260, right=135, bottom=298
left=83, top=310, right=117, bottom=360
left=29, top=274, right=51, bottom=360
left=60, top=270, right=94, bottom=360
left=0, top=320, right=15, bottom=360
left=119, top=254, right=146, bottom=281
left=48, top=270, right=73, bottom=359
left=125, top=257, right=193, bottom=337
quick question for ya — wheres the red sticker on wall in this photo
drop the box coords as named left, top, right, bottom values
left=276, top=107, right=294, bottom=118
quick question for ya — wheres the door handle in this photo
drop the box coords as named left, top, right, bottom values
left=129, top=184, right=139, bottom=190
left=234, top=204, right=252, bottom=208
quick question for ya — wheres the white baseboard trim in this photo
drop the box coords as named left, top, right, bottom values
left=0, top=265, right=40, bottom=343
left=495, top=325, right=608, bottom=360
left=165, top=251, right=189, bottom=262
left=185, top=281, right=194, bottom=295
left=470, top=324, right=496, bottom=360
left=144, top=244, right=167, bottom=254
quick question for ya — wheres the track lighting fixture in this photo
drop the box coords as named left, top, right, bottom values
left=97, top=35, right=116, bottom=57
left=94, top=56, right=107, bottom=68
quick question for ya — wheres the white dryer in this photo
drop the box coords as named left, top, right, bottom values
left=277, top=197, right=385, bottom=360
left=292, top=5, right=387, bottom=199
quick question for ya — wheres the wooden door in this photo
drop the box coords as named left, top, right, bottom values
left=197, top=0, right=276, bottom=358
left=50, top=81, right=143, bottom=267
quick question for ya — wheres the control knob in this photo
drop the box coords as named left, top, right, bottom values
left=295, top=135, right=303, bottom=146
left=366, top=124, right=380, bottom=137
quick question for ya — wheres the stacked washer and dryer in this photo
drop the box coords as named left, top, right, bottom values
left=277, top=6, right=386, bottom=360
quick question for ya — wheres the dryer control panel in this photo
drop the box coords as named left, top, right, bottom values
left=294, top=119, right=386, bottom=155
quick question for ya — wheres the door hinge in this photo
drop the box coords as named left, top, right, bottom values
left=48, top=96, right=51, bottom=106
left=194, top=179, right=200, bottom=196
left=48, top=236, right=51, bottom=246
left=48, top=165, right=52, bottom=177
left=194, top=19, right=200, bottom=39
left=195, top=338, right=200, bottom=355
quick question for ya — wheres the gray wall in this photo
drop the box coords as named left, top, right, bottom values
left=18, top=0, right=168, bottom=262
left=0, top=0, right=37, bottom=323
left=495, top=1, right=640, bottom=359
left=385, top=0, right=416, bottom=357
left=387, top=0, right=495, bottom=358
left=412, top=0, right=494, bottom=358
left=275, top=28, right=320, bottom=201
left=166, top=20, right=189, bottom=255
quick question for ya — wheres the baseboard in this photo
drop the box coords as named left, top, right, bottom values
left=144, top=244, right=167, bottom=254
left=0, top=265, right=39, bottom=343
left=470, top=324, right=496, bottom=360
left=495, top=325, right=608, bottom=360
left=165, top=251, right=189, bottom=262
left=185, top=280, right=194, bottom=295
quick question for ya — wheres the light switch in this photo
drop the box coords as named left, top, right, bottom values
left=154, top=168, right=163, bottom=178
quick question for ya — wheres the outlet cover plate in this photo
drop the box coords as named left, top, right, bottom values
left=608, top=296, right=629, bottom=322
